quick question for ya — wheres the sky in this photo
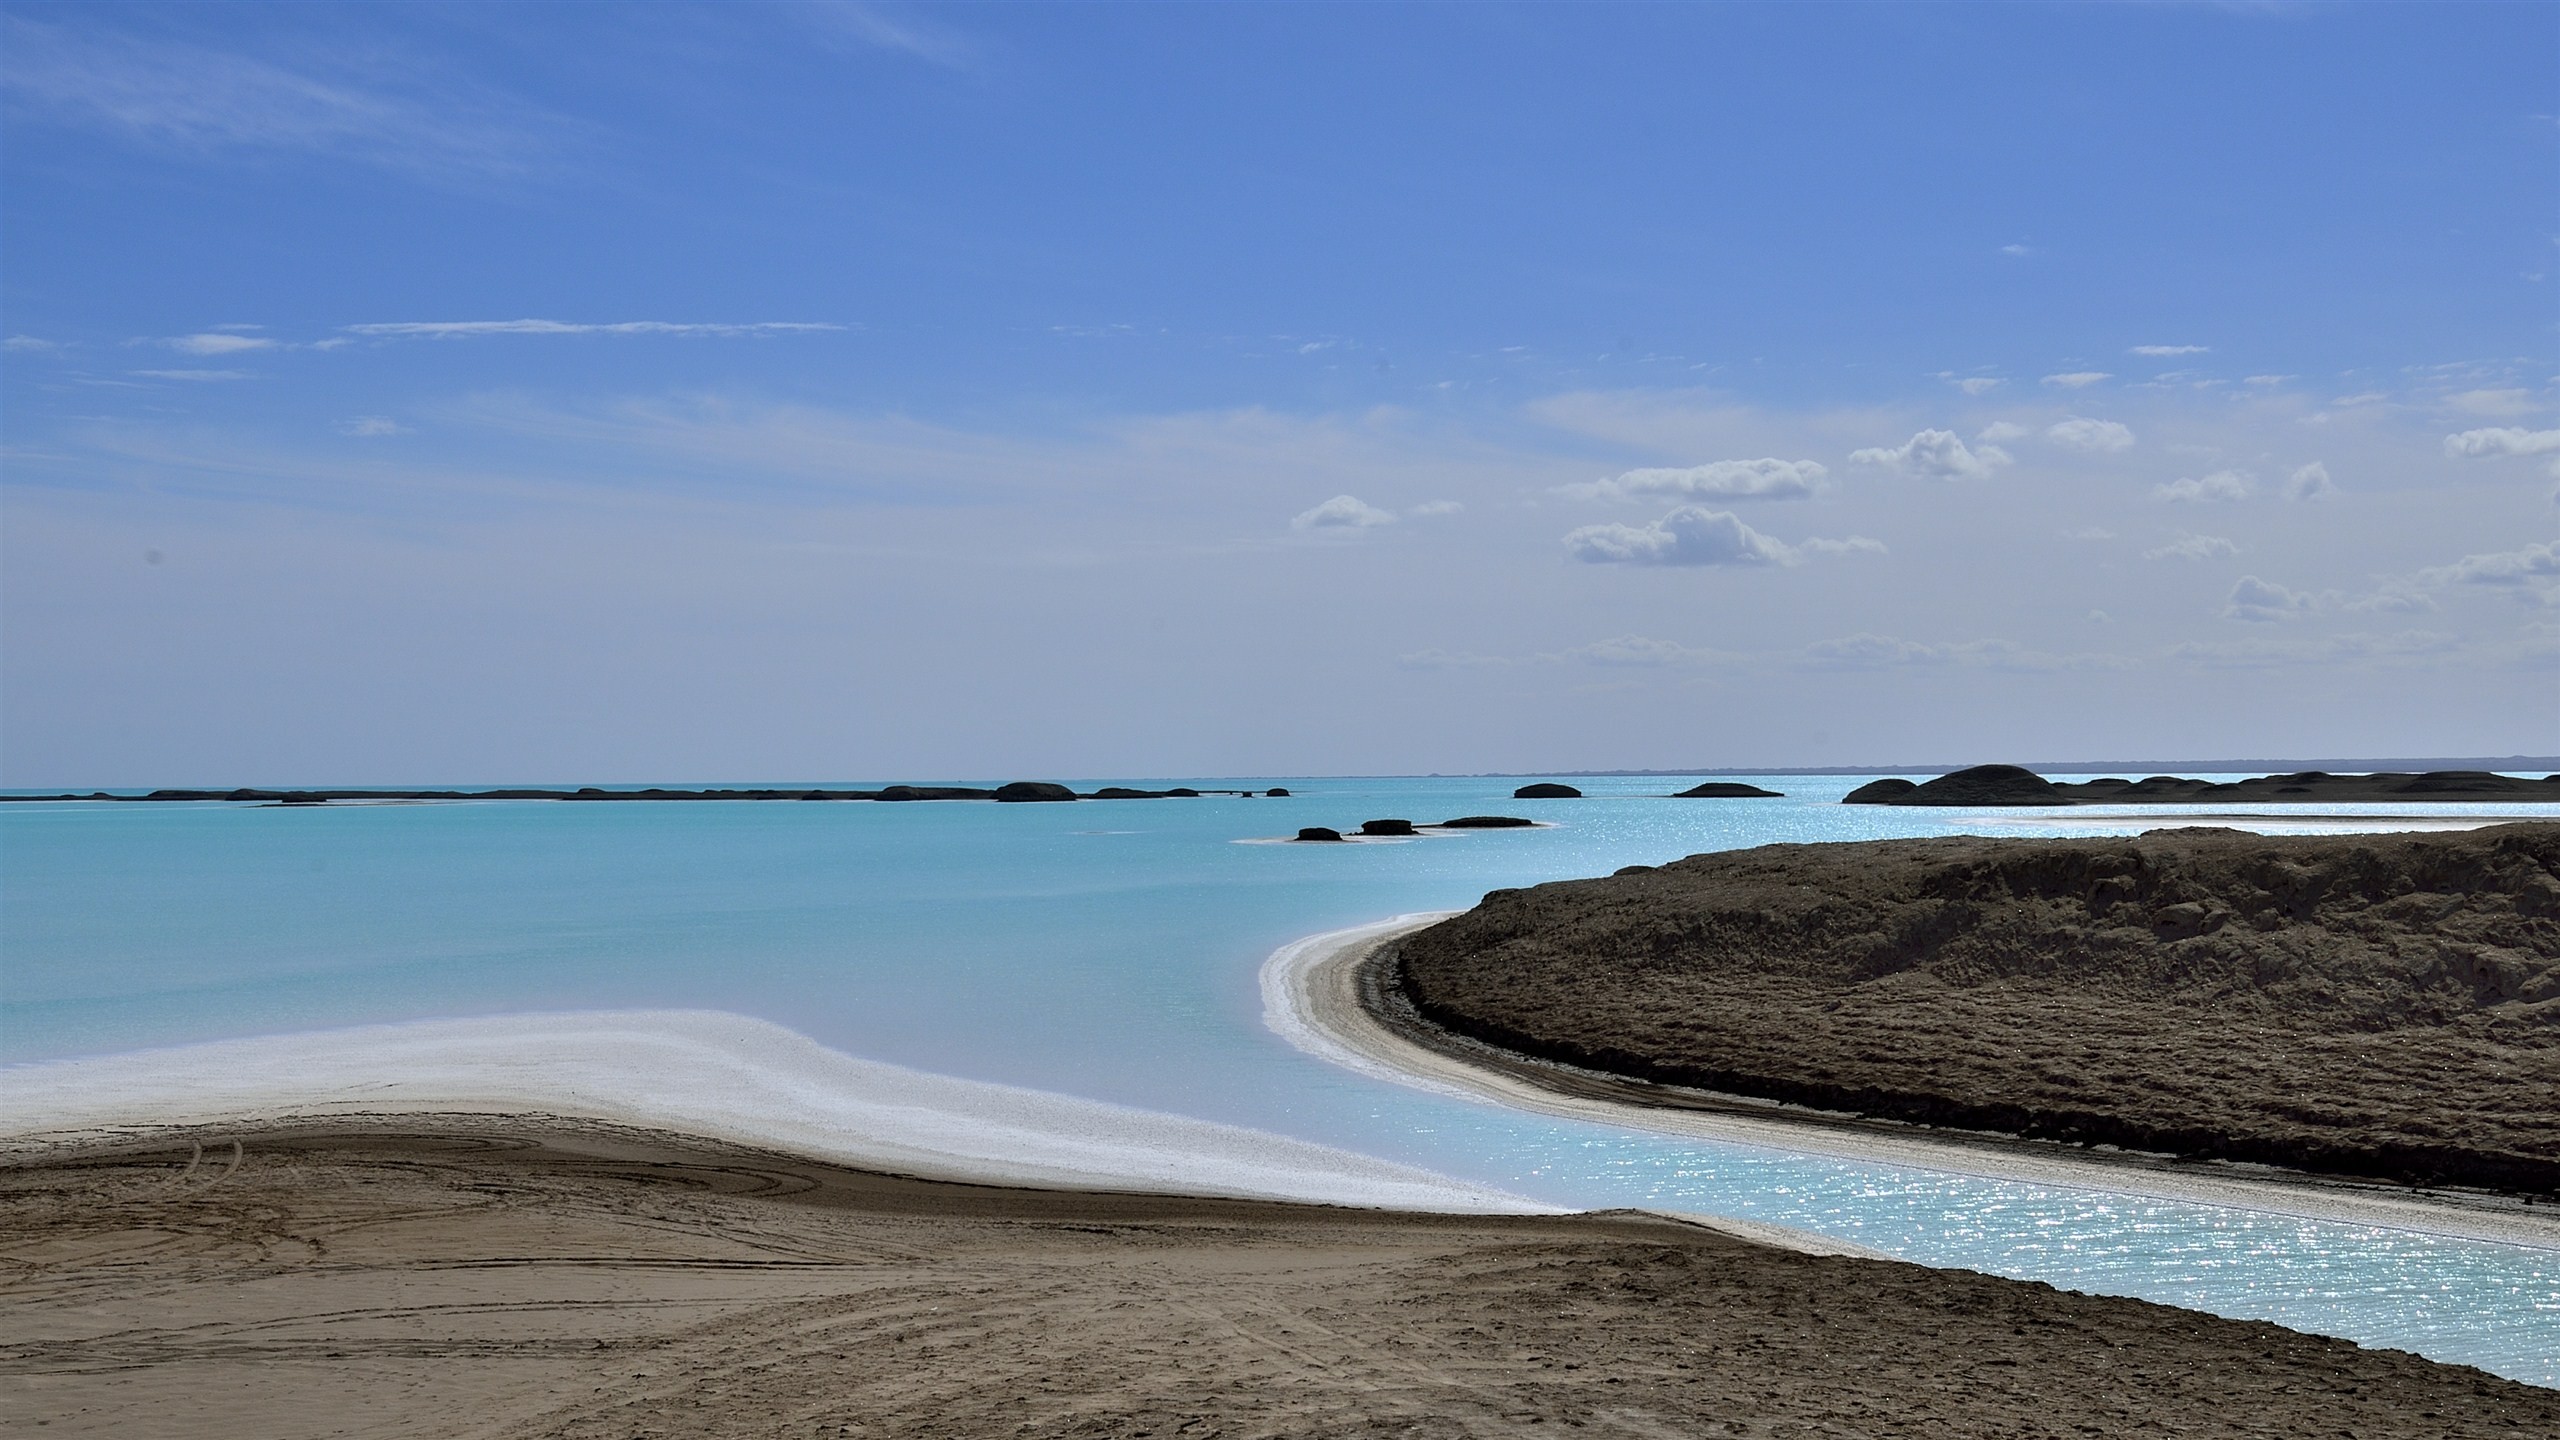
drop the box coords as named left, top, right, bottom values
left=2, top=1, right=2555, bottom=786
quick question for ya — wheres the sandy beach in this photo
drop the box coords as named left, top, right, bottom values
left=9, top=1116, right=2559, bottom=1438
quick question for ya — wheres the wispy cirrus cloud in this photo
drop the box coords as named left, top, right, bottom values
left=2170, top=631, right=2461, bottom=669
left=1799, top=634, right=2126, bottom=672
left=0, top=17, right=574, bottom=181
left=2130, top=344, right=2210, bottom=357
left=344, top=319, right=847, bottom=340
left=1559, top=457, right=1828, bottom=503
left=165, top=332, right=277, bottom=356
left=793, top=2, right=976, bottom=69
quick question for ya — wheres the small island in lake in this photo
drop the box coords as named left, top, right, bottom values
left=1380, top=823, right=2560, bottom=1194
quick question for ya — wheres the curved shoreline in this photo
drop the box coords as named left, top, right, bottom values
left=1261, top=914, right=2560, bottom=1253
left=0, top=1008, right=1552, bottom=1215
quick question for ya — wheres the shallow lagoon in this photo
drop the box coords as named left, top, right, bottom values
left=5, top=776, right=2556, bottom=1383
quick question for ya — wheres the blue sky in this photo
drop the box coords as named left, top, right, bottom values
left=3, top=2, right=2554, bottom=784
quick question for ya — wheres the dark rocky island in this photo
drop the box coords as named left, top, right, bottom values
left=1384, top=824, right=2560, bottom=1194
left=1512, top=783, right=1582, bottom=799
left=1844, top=764, right=2560, bottom=807
left=1293, top=817, right=1540, bottom=841
left=2, top=782, right=1249, bottom=805
left=1674, top=782, right=1785, bottom=798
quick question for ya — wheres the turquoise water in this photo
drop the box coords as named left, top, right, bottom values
left=5, top=776, right=2556, bottom=1383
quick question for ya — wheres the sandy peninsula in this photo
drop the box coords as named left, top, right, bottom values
left=8, top=1116, right=2559, bottom=1438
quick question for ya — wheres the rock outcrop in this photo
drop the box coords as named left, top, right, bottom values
left=1512, top=783, right=1583, bottom=800
left=1672, top=783, right=1784, bottom=798
left=993, top=782, right=1079, bottom=803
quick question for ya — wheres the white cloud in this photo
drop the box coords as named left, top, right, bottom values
left=128, top=368, right=250, bottom=382
left=1291, top=494, right=1396, bottom=530
left=1999, top=243, right=2034, bottom=258
left=2243, top=375, right=2296, bottom=387
left=1568, top=635, right=1720, bottom=666
left=338, top=416, right=411, bottom=437
left=2042, top=372, right=2110, bottom=389
left=1953, top=377, right=2002, bottom=395
left=1848, top=428, right=2006, bottom=480
left=1796, top=535, right=1890, bottom=558
left=2046, top=417, right=2135, bottom=453
left=2061, top=527, right=2115, bottom=541
left=2171, top=631, right=2462, bottom=668
left=2145, top=533, right=2238, bottom=561
left=1405, top=499, right=1463, bottom=517
left=1398, top=635, right=1734, bottom=670
left=2416, top=541, right=2560, bottom=591
left=1976, top=421, right=2030, bottom=443
left=1799, top=634, right=2121, bottom=672
left=2331, top=392, right=2391, bottom=408
left=2154, top=469, right=2253, bottom=504
left=2341, top=586, right=2434, bottom=615
left=1562, top=506, right=1880, bottom=568
left=191, top=333, right=274, bottom=357
left=4, top=334, right=60, bottom=352
left=2446, top=388, right=2538, bottom=418
left=345, top=319, right=845, bottom=340
left=2131, top=344, right=2210, bottom=357
left=167, top=332, right=277, bottom=356
left=1396, top=649, right=1513, bottom=670
left=2223, top=575, right=2318, bottom=622
left=2283, top=462, right=2337, bottom=501
left=1567, top=457, right=1828, bottom=503
left=2444, top=426, right=2560, bottom=458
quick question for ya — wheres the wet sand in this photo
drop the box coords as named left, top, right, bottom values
left=8, top=1117, right=2557, bottom=1438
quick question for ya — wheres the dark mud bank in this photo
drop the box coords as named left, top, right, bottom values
left=1390, top=824, right=2560, bottom=1195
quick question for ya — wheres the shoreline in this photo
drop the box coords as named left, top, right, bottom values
left=1261, top=914, right=2560, bottom=1253
left=0, top=1008, right=1548, bottom=1215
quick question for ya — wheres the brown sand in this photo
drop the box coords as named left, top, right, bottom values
left=5, top=1118, right=2555, bottom=1438
left=1393, top=824, right=2560, bottom=1194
